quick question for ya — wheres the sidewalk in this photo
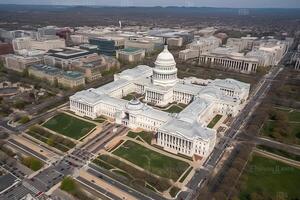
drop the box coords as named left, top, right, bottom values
left=78, top=169, right=138, bottom=200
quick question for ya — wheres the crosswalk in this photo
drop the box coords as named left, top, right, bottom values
left=1, top=183, right=35, bottom=200
left=23, top=181, right=40, bottom=194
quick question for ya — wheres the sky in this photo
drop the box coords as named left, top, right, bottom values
left=0, top=0, right=299, bottom=8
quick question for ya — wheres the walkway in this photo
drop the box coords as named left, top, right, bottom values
left=77, top=169, right=138, bottom=200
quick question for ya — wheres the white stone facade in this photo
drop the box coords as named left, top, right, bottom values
left=70, top=45, right=250, bottom=158
left=179, top=36, right=221, bottom=60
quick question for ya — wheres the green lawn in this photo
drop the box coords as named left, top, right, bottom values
left=207, top=114, right=222, bottom=128
left=112, top=140, right=189, bottom=181
left=169, top=186, right=181, bottom=198
left=163, top=105, right=183, bottom=113
left=43, top=113, right=96, bottom=140
left=179, top=167, right=193, bottom=183
left=122, top=92, right=143, bottom=101
left=239, top=154, right=300, bottom=200
left=27, top=125, right=76, bottom=152
left=95, top=154, right=172, bottom=192
left=262, top=120, right=300, bottom=145
left=275, top=107, right=300, bottom=122
left=127, top=131, right=153, bottom=144
left=257, top=145, right=300, bottom=162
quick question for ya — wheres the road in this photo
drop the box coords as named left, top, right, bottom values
left=177, top=65, right=284, bottom=200
left=0, top=48, right=295, bottom=200
left=178, top=48, right=296, bottom=200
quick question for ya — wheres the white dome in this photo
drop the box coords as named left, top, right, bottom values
left=155, top=45, right=176, bottom=66
left=125, top=98, right=144, bottom=111
left=152, top=44, right=178, bottom=87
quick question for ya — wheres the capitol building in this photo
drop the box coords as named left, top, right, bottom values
left=70, top=44, right=250, bottom=158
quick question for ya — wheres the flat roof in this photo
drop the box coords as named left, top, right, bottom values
left=31, top=64, right=62, bottom=75
left=121, top=47, right=142, bottom=53
left=48, top=48, right=92, bottom=59
left=63, top=71, right=84, bottom=79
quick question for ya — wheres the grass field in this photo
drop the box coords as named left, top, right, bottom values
left=179, top=167, right=193, bottom=183
left=257, top=145, right=300, bottom=162
left=94, top=154, right=172, bottom=192
left=122, top=92, right=143, bottom=101
left=275, top=107, right=300, bottom=122
left=127, top=131, right=153, bottom=144
left=207, top=114, right=222, bottom=128
left=27, top=125, right=76, bottom=152
left=112, top=140, right=189, bottom=181
left=239, top=154, right=300, bottom=200
left=163, top=105, right=183, bottom=113
left=43, top=113, right=96, bottom=140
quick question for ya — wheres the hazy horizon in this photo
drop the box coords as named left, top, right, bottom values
left=0, top=0, right=299, bottom=8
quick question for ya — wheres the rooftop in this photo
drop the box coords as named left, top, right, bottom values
left=62, top=71, right=84, bottom=79
left=47, top=47, right=92, bottom=59
left=160, top=118, right=215, bottom=141
left=119, top=47, right=143, bottom=53
left=31, top=64, right=62, bottom=75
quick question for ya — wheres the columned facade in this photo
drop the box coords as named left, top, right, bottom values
left=157, top=131, right=194, bottom=156
left=152, top=45, right=178, bottom=87
left=70, top=45, right=250, bottom=158
left=199, top=54, right=258, bottom=73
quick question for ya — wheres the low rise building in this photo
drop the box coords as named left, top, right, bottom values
left=71, top=53, right=120, bottom=82
left=196, top=27, right=217, bottom=37
left=44, top=47, right=93, bottom=69
left=148, top=28, right=194, bottom=47
left=3, top=54, right=42, bottom=73
left=70, top=34, right=89, bottom=45
left=79, top=44, right=99, bottom=54
left=30, top=38, right=66, bottom=51
left=12, top=37, right=66, bottom=53
left=28, top=64, right=85, bottom=88
left=116, top=48, right=145, bottom=63
left=227, top=35, right=258, bottom=52
left=12, top=37, right=32, bottom=51
left=58, top=71, right=85, bottom=88
left=89, top=36, right=125, bottom=56
left=198, top=47, right=259, bottom=73
left=125, top=39, right=162, bottom=53
left=28, top=64, right=62, bottom=84
left=0, top=42, right=13, bottom=55
left=179, top=36, right=221, bottom=60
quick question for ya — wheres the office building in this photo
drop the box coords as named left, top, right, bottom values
left=89, top=37, right=125, bottom=56
left=71, top=53, right=120, bottom=82
left=179, top=36, right=221, bottom=60
left=199, top=47, right=259, bottom=73
left=3, top=54, right=42, bottom=73
left=44, top=47, right=93, bottom=69
left=116, top=48, right=145, bottom=63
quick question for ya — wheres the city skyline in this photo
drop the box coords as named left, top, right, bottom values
left=0, top=0, right=300, bottom=8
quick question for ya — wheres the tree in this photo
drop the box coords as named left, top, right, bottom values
left=0, top=151, right=8, bottom=163
left=250, top=192, right=265, bottom=200
left=21, top=156, right=43, bottom=171
left=13, top=100, right=27, bottom=109
left=213, top=191, right=227, bottom=200
left=47, top=138, right=54, bottom=146
left=60, top=176, right=78, bottom=192
left=18, top=116, right=30, bottom=124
